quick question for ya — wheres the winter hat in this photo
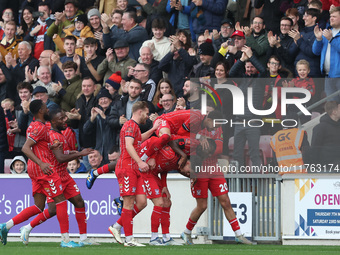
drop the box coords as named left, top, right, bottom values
left=198, top=42, right=215, bottom=56
left=87, top=8, right=101, bottom=21
left=105, top=71, right=122, bottom=90
left=32, top=86, right=48, bottom=95
left=97, top=88, right=112, bottom=100
left=75, top=14, right=88, bottom=25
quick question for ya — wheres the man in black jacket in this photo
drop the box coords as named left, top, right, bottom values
left=229, top=46, right=266, bottom=170
left=0, top=105, right=8, bottom=172
left=107, top=79, right=155, bottom=147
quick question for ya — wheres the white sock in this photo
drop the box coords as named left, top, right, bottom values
left=151, top=232, right=158, bottom=240
left=125, top=235, right=133, bottom=242
left=93, top=170, right=99, bottom=176
left=163, top=234, right=170, bottom=241
left=235, top=229, right=242, bottom=236
left=61, top=233, right=70, bottom=243
left=80, top=234, right=87, bottom=242
left=26, top=224, right=33, bottom=232
left=113, top=222, right=122, bottom=230
left=184, top=228, right=191, bottom=235
left=6, top=220, right=14, bottom=230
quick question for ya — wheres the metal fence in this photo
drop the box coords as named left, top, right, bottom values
left=208, top=174, right=282, bottom=242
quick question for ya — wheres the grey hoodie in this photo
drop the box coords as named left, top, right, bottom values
left=10, top=156, right=27, bottom=174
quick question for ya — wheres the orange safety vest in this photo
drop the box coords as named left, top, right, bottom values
left=270, top=128, right=306, bottom=175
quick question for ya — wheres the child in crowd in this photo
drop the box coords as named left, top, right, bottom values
left=9, top=156, right=27, bottom=174
left=67, top=159, right=88, bottom=174
left=53, top=14, right=94, bottom=57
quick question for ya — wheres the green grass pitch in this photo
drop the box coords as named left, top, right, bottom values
left=0, top=243, right=339, bottom=255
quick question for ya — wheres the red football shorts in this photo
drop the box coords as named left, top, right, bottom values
left=140, top=172, right=166, bottom=199
left=191, top=178, right=228, bottom=198
left=155, top=119, right=171, bottom=136
left=115, top=168, right=145, bottom=196
left=46, top=177, right=81, bottom=203
left=31, top=172, right=63, bottom=199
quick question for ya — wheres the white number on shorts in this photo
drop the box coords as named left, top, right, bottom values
left=74, top=184, right=80, bottom=192
left=219, top=183, right=228, bottom=193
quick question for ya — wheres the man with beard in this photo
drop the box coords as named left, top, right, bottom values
left=18, top=108, right=96, bottom=246
left=181, top=79, right=201, bottom=110
left=114, top=101, right=160, bottom=246
left=240, top=16, right=270, bottom=67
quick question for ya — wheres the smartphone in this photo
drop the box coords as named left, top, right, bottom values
left=227, top=38, right=235, bottom=46
left=32, top=11, right=44, bottom=18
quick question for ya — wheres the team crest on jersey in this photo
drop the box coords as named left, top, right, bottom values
left=31, top=129, right=39, bottom=136
left=155, top=189, right=160, bottom=195
left=164, top=146, right=170, bottom=151
left=53, top=139, right=60, bottom=144
left=126, top=126, right=133, bottom=134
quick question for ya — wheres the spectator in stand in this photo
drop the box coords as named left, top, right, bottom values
left=308, top=0, right=329, bottom=29
left=158, top=37, right=196, bottom=97
left=152, top=78, right=176, bottom=110
left=107, top=79, right=155, bottom=147
left=8, top=41, right=39, bottom=86
left=66, top=77, right=99, bottom=169
left=24, top=3, right=55, bottom=59
left=67, top=159, right=88, bottom=173
left=212, top=19, right=235, bottom=50
left=88, top=149, right=104, bottom=170
left=286, top=8, right=303, bottom=31
left=87, top=8, right=105, bottom=52
left=182, top=79, right=201, bottom=109
left=97, top=40, right=137, bottom=85
left=131, top=63, right=156, bottom=102
left=141, top=17, right=171, bottom=62
left=50, top=35, right=88, bottom=84
left=0, top=57, right=14, bottom=104
left=104, top=71, right=123, bottom=102
left=190, top=41, right=215, bottom=78
left=156, top=93, right=176, bottom=115
left=0, top=9, right=15, bottom=36
left=116, top=0, right=128, bottom=11
left=111, top=9, right=124, bottom=29
left=237, top=16, right=270, bottom=67
left=38, top=49, right=54, bottom=68
left=83, top=37, right=105, bottom=84
left=254, top=0, right=284, bottom=36
left=12, top=82, right=32, bottom=156
left=18, top=7, right=35, bottom=37
left=84, top=89, right=115, bottom=164
left=53, top=61, right=82, bottom=111
left=46, top=0, right=83, bottom=50
left=9, top=156, right=27, bottom=174
left=211, top=30, right=246, bottom=69
left=292, top=8, right=321, bottom=78
left=137, top=0, right=169, bottom=18
left=53, top=14, right=94, bottom=57
left=166, top=0, right=192, bottom=35
left=0, top=104, right=8, bottom=172
left=0, top=21, right=22, bottom=66
left=311, top=101, right=340, bottom=165
left=176, top=29, right=193, bottom=51
left=266, top=17, right=299, bottom=74
left=139, top=46, right=163, bottom=85
left=190, top=0, right=227, bottom=38
left=313, top=6, right=340, bottom=101
left=102, top=8, right=148, bottom=61
left=32, top=86, right=59, bottom=110
left=229, top=46, right=266, bottom=169
left=31, top=66, right=58, bottom=99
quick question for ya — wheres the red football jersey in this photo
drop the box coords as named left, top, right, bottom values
left=61, top=126, right=78, bottom=151
left=26, top=121, right=53, bottom=178
left=157, top=109, right=204, bottom=134
left=49, top=129, right=72, bottom=182
left=117, top=119, right=142, bottom=170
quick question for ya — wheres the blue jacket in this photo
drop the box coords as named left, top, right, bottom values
left=294, top=25, right=321, bottom=77
left=190, top=0, right=227, bottom=35
left=312, top=29, right=340, bottom=77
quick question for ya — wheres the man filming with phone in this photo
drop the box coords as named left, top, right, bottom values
left=24, top=3, right=55, bottom=59
left=212, top=30, right=246, bottom=68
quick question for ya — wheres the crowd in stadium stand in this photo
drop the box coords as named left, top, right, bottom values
left=1, top=0, right=340, bottom=172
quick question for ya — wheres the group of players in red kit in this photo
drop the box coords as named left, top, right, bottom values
left=0, top=99, right=253, bottom=248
